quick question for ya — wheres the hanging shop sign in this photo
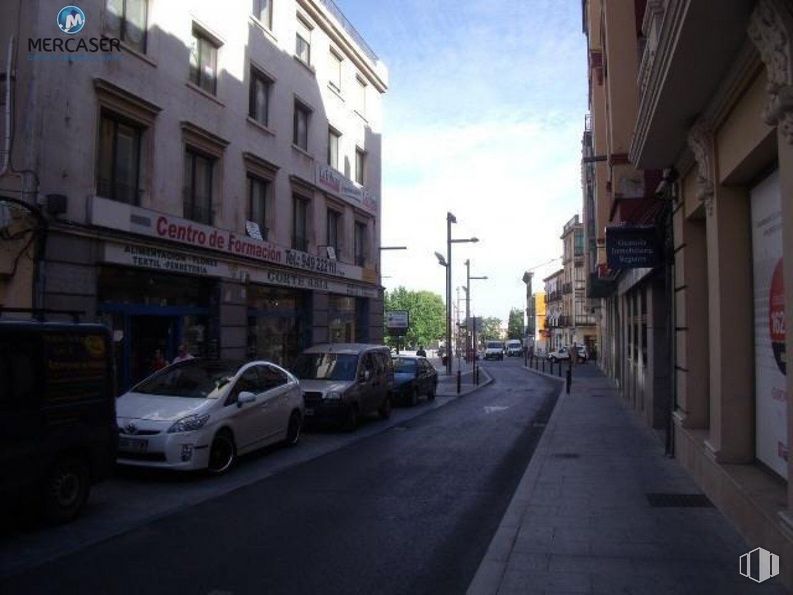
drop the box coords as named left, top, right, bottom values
left=751, top=169, right=787, bottom=479
left=89, top=196, right=362, bottom=281
left=316, top=164, right=378, bottom=215
left=606, top=225, right=661, bottom=269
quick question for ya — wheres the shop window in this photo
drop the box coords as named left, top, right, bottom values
left=97, top=111, right=143, bottom=205
left=329, top=295, right=355, bottom=343
left=106, top=0, right=147, bottom=54
left=293, top=196, right=309, bottom=251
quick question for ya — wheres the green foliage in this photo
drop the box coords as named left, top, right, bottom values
left=477, top=317, right=502, bottom=342
left=383, top=287, right=445, bottom=349
left=507, top=307, right=524, bottom=339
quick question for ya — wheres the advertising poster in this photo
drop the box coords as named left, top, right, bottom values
left=751, top=169, right=787, bottom=478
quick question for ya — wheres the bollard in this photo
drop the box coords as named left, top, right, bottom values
left=457, top=370, right=461, bottom=394
left=557, top=361, right=562, bottom=377
left=542, top=358, right=545, bottom=373
left=566, top=368, right=571, bottom=394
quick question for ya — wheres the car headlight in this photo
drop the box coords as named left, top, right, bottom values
left=324, top=391, right=342, bottom=400
left=167, top=414, right=210, bottom=433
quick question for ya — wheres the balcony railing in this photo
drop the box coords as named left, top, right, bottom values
left=317, top=0, right=379, bottom=63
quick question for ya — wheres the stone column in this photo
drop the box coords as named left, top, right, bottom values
left=749, top=0, right=793, bottom=511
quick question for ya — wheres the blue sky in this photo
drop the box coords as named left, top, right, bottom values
left=335, top=0, right=588, bottom=323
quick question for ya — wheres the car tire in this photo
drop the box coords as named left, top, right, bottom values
left=285, top=411, right=302, bottom=447
left=42, top=456, right=90, bottom=524
left=378, top=395, right=392, bottom=419
left=207, top=429, right=236, bottom=475
left=343, top=404, right=359, bottom=432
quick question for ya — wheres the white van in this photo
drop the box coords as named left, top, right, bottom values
left=506, top=339, right=523, bottom=357
left=484, top=340, right=505, bottom=361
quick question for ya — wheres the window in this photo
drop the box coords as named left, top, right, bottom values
left=248, top=175, right=269, bottom=240
left=293, top=101, right=310, bottom=150
left=97, top=112, right=142, bottom=204
left=106, top=0, right=148, bottom=53
left=327, top=208, right=342, bottom=256
left=183, top=149, right=214, bottom=224
left=260, top=364, right=288, bottom=390
left=355, top=76, right=366, bottom=116
left=293, top=196, right=309, bottom=251
left=355, top=148, right=365, bottom=185
left=328, top=128, right=340, bottom=169
left=252, top=0, right=272, bottom=29
left=354, top=220, right=367, bottom=266
left=295, top=16, right=311, bottom=65
left=249, top=67, right=272, bottom=126
left=329, top=49, right=342, bottom=91
left=189, top=28, right=218, bottom=95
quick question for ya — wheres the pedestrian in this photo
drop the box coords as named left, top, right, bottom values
left=416, top=345, right=427, bottom=357
left=172, top=343, right=194, bottom=364
left=151, top=348, right=167, bottom=372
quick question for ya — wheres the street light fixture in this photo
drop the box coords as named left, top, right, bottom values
left=464, top=258, right=487, bottom=363
left=443, top=212, right=479, bottom=376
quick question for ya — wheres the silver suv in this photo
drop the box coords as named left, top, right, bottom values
left=293, top=344, right=394, bottom=430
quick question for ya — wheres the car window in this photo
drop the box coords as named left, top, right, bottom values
left=260, top=365, right=288, bottom=390
left=393, top=357, right=417, bottom=373
left=293, top=353, right=358, bottom=381
left=134, top=360, right=239, bottom=398
left=232, top=367, right=262, bottom=397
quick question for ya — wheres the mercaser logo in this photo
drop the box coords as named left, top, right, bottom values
left=739, top=547, right=780, bottom=584
left=28, top=5, right=121, bottom=58
left=57, top=5, right=86, bottom=34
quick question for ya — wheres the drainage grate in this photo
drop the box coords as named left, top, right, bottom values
left=552, top=453, right=580, bottom=459
left=646, top=493, right=714, bottom=508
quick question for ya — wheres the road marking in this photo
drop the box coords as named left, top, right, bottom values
left=484, top=406, right=509, bottom=413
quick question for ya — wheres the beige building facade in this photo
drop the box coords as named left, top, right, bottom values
left=0, top=0, right=387, bottom=390
left=585, top=0, right=793, bottom=587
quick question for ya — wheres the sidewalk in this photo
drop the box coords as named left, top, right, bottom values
left=469, top=363, right=788, bottom=595
left=427, top=356, right=492, bottom=397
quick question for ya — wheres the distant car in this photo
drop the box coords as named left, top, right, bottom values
left=116, top=359, right=304, bottom=474
left=0, top=318, right=117, bottom=523
left=505, top=340, right=523, bottom=357
left=293, top=344, right=394, bottom=431
left=547, top=347, right=571, bottom=363
left=484, top=340, right=505, bottom=360
left=391, top=355, right=438, bottom=406
left=576, top=345, right=589, bottom=362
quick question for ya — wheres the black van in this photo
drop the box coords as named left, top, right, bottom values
left=0, top=316, right=117, bottom=523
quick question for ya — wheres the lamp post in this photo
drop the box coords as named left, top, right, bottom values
left=443, top=212, right=479, bottom=375
left=464, top=258, right=487, bottom=362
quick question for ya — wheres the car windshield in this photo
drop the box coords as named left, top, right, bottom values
left=293, top=353, right=358, bottom=381
left=393, top=358, right=417, bottom=373
left=487, top=342, right=503, bottom=349
left=132, top=359, right=240, bottom=398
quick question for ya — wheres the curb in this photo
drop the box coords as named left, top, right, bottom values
left=466, top=374, right=567, bottom=595
left=437, top=367, right=494, bottom=397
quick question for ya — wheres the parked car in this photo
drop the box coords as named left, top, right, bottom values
left=576, top=345, right=589, bottom=362
left=547, top=346, right=571, bottom=362
left=116, top=358, right=303, bottom=474
left=391, top=355, right=438, bottom=406
left=293, top=344, right=394, bottom=430
left=0, top=317, right=117, bottom=523
left=484, top=340, right=505, bottom=360
left=506, top=339, right=523, bottom=357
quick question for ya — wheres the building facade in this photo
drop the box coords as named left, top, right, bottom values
left=561, top=214, right=597, bottom=352
left=584, top=0, right=793, bottom=587
left=0, top=0, right=387, bottom=390
left=543, top=269, right=564, bottom=351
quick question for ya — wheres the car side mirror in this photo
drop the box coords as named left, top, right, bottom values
left=361, top=369, right=372, bottom=382
left=237, top=391, right=256, bottom=407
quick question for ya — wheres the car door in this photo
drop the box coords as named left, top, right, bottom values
left=225, top=366, right=269, bottom=452
left=358, top=353, right=378, bottom=413
left=258, top=364, right=294, bottom=443
left=419, top=359, right=432, bottom=394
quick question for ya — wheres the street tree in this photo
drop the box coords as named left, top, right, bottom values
left=477, top=317, right=503, bottom=342
left=384, top=287, right=445, bottom=349
left=507, top=307, right=524, bottom=339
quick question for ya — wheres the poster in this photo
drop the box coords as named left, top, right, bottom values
left=751, top=169, right=787, bottom=478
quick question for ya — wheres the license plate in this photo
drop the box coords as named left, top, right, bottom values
left=119, top=437, right=148, bottom=452
left=304, top=408, right=314, bottom=416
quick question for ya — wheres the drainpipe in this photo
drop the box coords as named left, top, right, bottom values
left=0, top=36, right=14, bottom=178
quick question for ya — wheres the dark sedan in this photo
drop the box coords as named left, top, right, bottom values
left=391, top=356, right=438, bottom=406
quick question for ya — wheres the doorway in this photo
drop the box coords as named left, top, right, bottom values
left=130, top=315, right=177, bottom=385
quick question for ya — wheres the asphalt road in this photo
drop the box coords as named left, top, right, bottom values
left=2, top=358, right=561, bottom=595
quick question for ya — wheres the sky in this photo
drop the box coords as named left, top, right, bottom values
left=335, top=0, right=588, bottom=322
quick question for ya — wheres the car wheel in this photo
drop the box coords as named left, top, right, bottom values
left=285, top=411, right=302, bottom=447
left=409, top=386, right=419, bottom=407
left=343, top=404, right=359, bottom=432
left=207, top=429, right=236, bottom=475
left=42, top=456, right=90, bottom=524
left=379, top=395, right=392, bottom=419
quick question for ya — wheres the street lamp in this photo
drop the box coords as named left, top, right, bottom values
left=443, top=212, right=479, bottom=376
left=464, top=258, right=487, bottom=362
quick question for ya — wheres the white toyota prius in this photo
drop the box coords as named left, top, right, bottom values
left=116, top=359, right=304, bottom=473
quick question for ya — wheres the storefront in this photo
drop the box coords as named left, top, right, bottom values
left=247, top=285, right=310, bottom=368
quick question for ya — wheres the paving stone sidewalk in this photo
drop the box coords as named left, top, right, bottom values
left=468, top=363, right=788, bottom=595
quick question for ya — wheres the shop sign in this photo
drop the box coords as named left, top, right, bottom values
left=104, top=242, right=233, bottom=277
left=89, top=196, right=363, bottom=281
left=386, top=311, right=409, bottom=329
left=751, top=169, right=787, bottom=479
left=248, top=267, right=380, bottom=299
left=316, top=164, right=378, bottom=215
left=606, top=225, right=660, bottom=269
